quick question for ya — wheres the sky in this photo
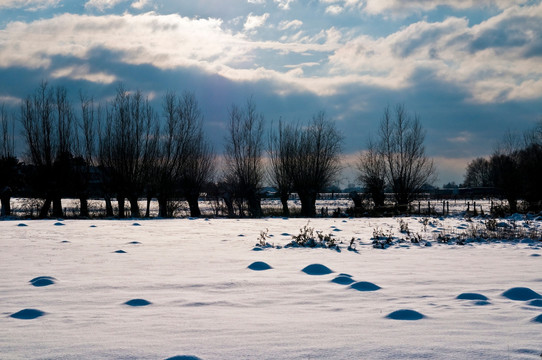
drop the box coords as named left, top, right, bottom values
left=0, top=0, right=541, bottom=186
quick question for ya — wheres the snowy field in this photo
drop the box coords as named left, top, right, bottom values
left=1, top=216, right=542, bottom=359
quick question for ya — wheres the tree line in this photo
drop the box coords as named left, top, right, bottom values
left=0, top=82, right=352, bottom=218
left=463, top=123, right=542, bottom=213
left=1, top=82, right=446, bottom=219
left=1, top=83, right=441, bottom=219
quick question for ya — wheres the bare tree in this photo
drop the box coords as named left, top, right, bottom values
left=154, top=91, right=213, bottom=218
left=20, top=82, right=76, bottom=218
left=285, top=112, right=343, bottom=217
left=490, top=151, right=520, bottom=213
left=224, top=98, right=265, bottom=217
left=74, top=92, right=99, bottom=217
left=463, top=157, right=492, bottom=187
left=98, top=85, right=158, bottom=218
left=268, top=119, right=293, bottom=216
left=377, top=104, right=435, bottom=210
left=357, top=138, right=386, bottom=208
left=0, top=103, right=18, bottom=216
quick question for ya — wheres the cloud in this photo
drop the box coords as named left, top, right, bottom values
left=131, top=0, right=149, bottom=10
left=248, top=0, right=266, bottom=3
left=363, top=0, right=532, bottom=15
left=0, top=0, right=59, bottom=10
left=1, top=3, right=541, bottom=104
left=244, top=12, right=270, bottom=30
left=325, top=5, right=344, bottom=15
left=278, top=19, right=302, bottom=30
left=274, top=0, right=294, bottom=10
left=446, top=131, right=473, bottom=143
left=84, top=0, right=126, bottom=11
left=51, top=65, right=117, bottom=84
left=328, top=3, right=542, bottom=103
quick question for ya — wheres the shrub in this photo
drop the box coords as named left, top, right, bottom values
left=287, top=222, right=337, bottom=248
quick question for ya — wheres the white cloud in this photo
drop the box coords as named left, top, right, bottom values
left=274, top=0, right=294, bottom=10
left=325, top=5, right=344, bottom=15
left=0, top=95, right=21, bottom=104
left=131, top=0, right=149, bottom=10
left=363, top=0, right=531, bottom=15
left=0, top=4, right=541, bottom=102
left=278, top=19, right=302, bottom=30
left=51, top=65, right=117, bottom=84
left=328, top=3, right=542, bottom=102
left=248, top=0, right=266, bottom=3
left=0, top=0, right=59, bottom=10
left=244, top=12, right=270, bottom=30
left=84, top=0, right=125, bottom=11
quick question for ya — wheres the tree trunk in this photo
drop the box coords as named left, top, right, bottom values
left=280, top=192, right=290, bottom=217
left=298, top=191, right=317, bottom=217
left=158, top=196, right=169, bottom=218
left=117, top=196, right=125, bottom=218
left=186, top=192, right=201, bottom=218
left=129, top=196, right=140, bottom=218
left=1, top=195, right=11, bottom=217
left=52, top=196, right=63, bottom=218
left=104, top=195, right=114, bottom=217
left=39, top=197, right=52, bottom=218
left=145, top=195, right=152, bottom=218
left=79, top=197, right=89, bottom=218
left=247, top=191, right=262, bottom=218
left=223, top=192, right=235, bottom=218
left=508, top=198, right=518, bottom=213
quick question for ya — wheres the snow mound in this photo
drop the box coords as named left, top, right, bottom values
left=29, top=276, right=56, bottom=287
left=301, top=264, right=333, bottom=275
left=531, top=314, right=542, bottom=323
left=350, top=281, right=381, bottom=292
left=124, top=299, right=152, bottom=307
left=165, top=355, right=202, bottom=360
left=331, top=275, right=355, bottom=285
left=528, top=299, right=542, bottom=307
left=456, top=293, right=488, bottom=301
left=10, top=309, right=46, bottom=320
left=385, top=309, right=425, bottom=320
left=247, top=261, right=273, bottom=271
left=502, top=287, right=541, bottom=301
left=114, top=250, right=127, bottom=254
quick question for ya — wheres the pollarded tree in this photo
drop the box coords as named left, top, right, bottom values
left=155, top=91, right=214, bottom=218
left=268, top=119, right=294, bottom=216
left=224, top=98, right=265, bottom=218
left=286, top=112, right=343, bottom=217
left=20, top=82, right=76, bottom=218
left=98, top=86, right=159, bottom=218
left=357, top=138, right=386, bottom=208
left=378, top=104, right=435, bottom=210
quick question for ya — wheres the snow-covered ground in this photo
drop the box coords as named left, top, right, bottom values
left=1, top=216, right=541, bottom=359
